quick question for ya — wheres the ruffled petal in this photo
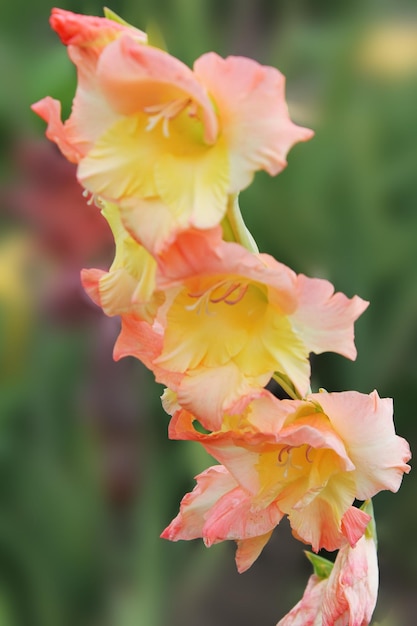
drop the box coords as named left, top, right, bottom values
left=80, top=267, right=105, bottom=307
left=31, top=97, right=83, bottom=163
left=322, top=534, right=378, bottom=626
left=113, top=315, right=182, bottom=390
left=161, top=465, right=238, bottom=541
left=194, top=52, right=314, bottom=191
left=291, top=274, right=369, bottom=360
left=202, top=486, right=283, bottom=545
left=310, top=390, right=411, bottom=499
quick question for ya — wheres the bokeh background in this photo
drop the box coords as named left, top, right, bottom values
left=0, top=0, right=416, bottom=624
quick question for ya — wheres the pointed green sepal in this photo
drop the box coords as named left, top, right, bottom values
left=272, top=371, right=303, bottom=401
left=304, top=551, right=334, bottom=579
left=146, top=21, right=168, bottom=51
left=361, top=499, right=377, bottom=545
left=103, top=7, right=134, bottom=28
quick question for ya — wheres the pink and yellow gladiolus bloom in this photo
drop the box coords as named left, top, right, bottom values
left=114, top=234, right=368, bottom=428
left=161, top=389, right=410, bottom=573
left=32, top=9, right=313, bottom=253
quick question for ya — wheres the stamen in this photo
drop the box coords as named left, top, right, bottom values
left=224, top=284, right=248, bottom=305
left=277, top=445, right=309, bottom=477
left=144, top=98, right=191, bottom=138
left=210, top=282, right=242, bottom=303
left=277, top=446, right=291, bottom=464
left=185, top=291, right=212, bottom=315
left=186, top=280, right=248, bottom=315
left=305, top=445, right=314, bottom=463
left=82, top=189, right=103, bottom=208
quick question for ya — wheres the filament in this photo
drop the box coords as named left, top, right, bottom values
left=186, top=280, right=248, bottom=315
left=144, top=98, right=191, bottom=138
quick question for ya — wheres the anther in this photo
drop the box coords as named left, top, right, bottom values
left=305, top=445, right=314, bottom=463
left=186, top=280, right=248, bottom=315
left=277, top=446, right=291, bottom=464
left=82, top=189, right=102, bottom=207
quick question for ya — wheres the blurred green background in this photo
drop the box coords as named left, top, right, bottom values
left=0, top=0, right=416, bottom=624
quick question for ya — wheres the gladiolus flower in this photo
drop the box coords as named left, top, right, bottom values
left=161, top=389, right=410, bottom=572
left=32, top=9, right=313, bottom=253
left=277, top=532, right=379, bottom=626
left=115, top=236, right=368, bottom=428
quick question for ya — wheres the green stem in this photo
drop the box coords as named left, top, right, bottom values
left=222, top=194, right=259, bottom=253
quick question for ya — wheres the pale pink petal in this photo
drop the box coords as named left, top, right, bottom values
left=278, top=534, right=378, bottom=626
left=97, top=35, right=218, bottom=143
left=235, top=532, right=273, bottom=573
left=166, top=405, right=203, bottom=440
left=277, top=575, right=325, bottom=626
left=291, top=274, right=369, bottom=360
left=202, top=486, right=283, bottom=545
left=161, top=465, right=238, bottom=541
left=341, top=507, right=371, bottom=548
left=240, top=391, right=298, bottom=435
left=310, top=390, right=411, bottom=499
left=154, top=225, right=224, bottom=279
left=200, top=438, right=262, bottom=496
left=162, top=464, right=281, bottom=569
left=113, top=315, right=182, bottom=389
left=322, top=534, right=378, bottom=626
left=194, top=52, right=314, bottom=191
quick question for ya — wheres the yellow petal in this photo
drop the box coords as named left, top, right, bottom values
left=78, top=114, right=163, bottom=200
left=155, top=136, right=230, bottom=228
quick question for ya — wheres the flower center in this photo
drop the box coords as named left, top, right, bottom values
left=144, top=97, right=194, bottom=138
left=186, top=280, right=249, bottom=315
left=276, top=444, right=314, bottom=478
